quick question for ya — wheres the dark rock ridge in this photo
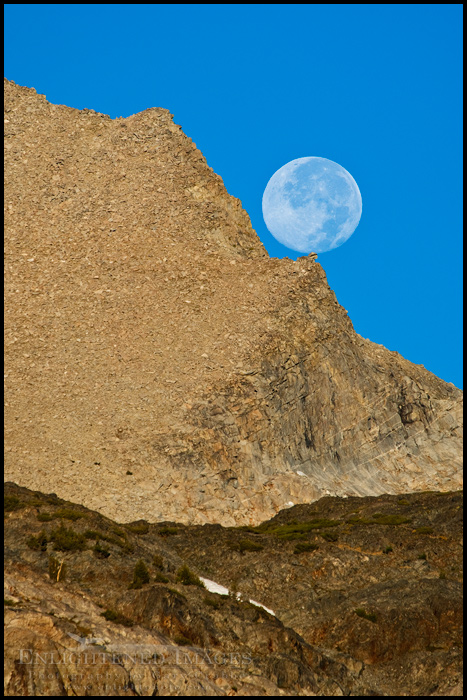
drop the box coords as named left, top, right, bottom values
left=4, top=78, right=462, bottom=526
left=4, top=483, right=463, bottom=696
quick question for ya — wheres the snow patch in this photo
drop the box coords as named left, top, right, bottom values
left=200, top=577, right=229, bottom=596
left=200, top=577, right=276, bottom=618
left=248, top=599, right=276, bottom=617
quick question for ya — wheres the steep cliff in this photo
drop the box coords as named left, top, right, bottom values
left=4, top=78, right=462, bottom=526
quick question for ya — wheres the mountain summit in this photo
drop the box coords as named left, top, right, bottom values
left=4, top=78, right=462, bottom=526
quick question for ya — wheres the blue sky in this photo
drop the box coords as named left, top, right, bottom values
left=4, top=4, right=463, bottom=387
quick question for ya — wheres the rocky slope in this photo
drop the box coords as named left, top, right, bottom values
left=4, top=483, right=463, bottom=696
left=4, top=76, right=463, bottom=528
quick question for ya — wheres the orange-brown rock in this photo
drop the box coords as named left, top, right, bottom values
left=4, top=78, right=462, bottom=526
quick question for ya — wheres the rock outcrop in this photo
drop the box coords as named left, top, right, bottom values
left=4, top=78, right=462, bottom=526
left=4, top=483, right=463, bottom=696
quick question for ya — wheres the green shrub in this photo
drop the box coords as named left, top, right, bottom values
left=397, top=499, right=410, bottom=506
left=155, top=572, right=170, bottom=583
left=157, top=526, right=178, bottom=536
left=256, top=519, right=340, bottom=538
left=4, top=598, right=19, bottom=606
left=176, top=564, right=205, bottom=587
left=37, top=512, right=54, bottom=522
left=204, top=596, right=221, bottom=609
left=415, top=526, right=434, bottom=535
left=174, top=635, right=192, bottom=646
left=371, top=514, right=411, bottom=525
left=153, top=554, right=164, bottom=570
left=129, top=560, right=150, bottom=589
left=111, top=526, right=125, bottom=537
left=48, top=556, right=66, bottom=582
left=84, top=528, right=129, bottom=550
left=101, top=609, right=133, bottom=627
left=275, top=532, right=305, bottom=541
left=355, top=608, right=377, bottom=623
left=294, top=542, right=319, bottom=554
left=229, top=539, right=264, bottom=553
left=26, top=531, right=48, bottom=551
left=55, top=509, right=85, bottom=521
left=51, top=524, right=87, bottom=551
left=84, top=529, right=101, bottom=539
left=382, top=546, right=393, bottom=554
left=439, top=571, right=447, bottom=580
left=4, top=495, right=23, bottom=512
left=167, top=587, right=187, bottom=598
left=346, top=516, right=374, bottom=525
left=321, top=531, right=339, bottom=542
left=418, top=553, right=427, bottom=560
left=93, top=541, right=110, bottom=558
left=125, top=520, right=150, bottom=535
left=46, top=494, right=61, bottom=505
left=26, top=498, right=45, bottom=507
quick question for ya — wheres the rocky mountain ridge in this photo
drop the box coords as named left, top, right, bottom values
left=4, top=483, right=463, bottom=696
left=4, top=77, right=463, bottom=527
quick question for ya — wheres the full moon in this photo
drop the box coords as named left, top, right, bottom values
left=262, top=157, right=362, bottom=254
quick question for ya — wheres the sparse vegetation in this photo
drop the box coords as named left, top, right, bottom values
left=275, top=532, right=306, bottom=541
left=54, top=508, right=85, bottom=521
left=439, top=571, right=447, bottom=579
left=382, top=546, right=393, bottom=554
left=346, top=516, right=373, bottom=525
left=84, top=528, right=130, bottom=550
left=125, top=520, right=150, bottom=535
left=253, top=518, right=340, bottom=537
left=26, top=530, right=48, bottom=551
left=155, top=572, right=170, bottom=583
left=4, top=494, right=24, bottom=512
left=101, top=608, right=134, bottom=627
left=36, top=508, right=85, bottom=522
left=397, top=499, right=410, bottom=506
left=37, top=512, right=54, bottom=522
left=204, top=595, right=221, bottom=609
left=415, top=526, right=434, bottom=535
left=418, top=553, right=427, bottom=560
left=51, top=523, right=87, bottom=551
left=294, top=542, right=319, bottom=554
left=355, top=608, right=377, bottom=623
left=129, top=560, right=150, bottom=589
left=167, top=587, right=187, bottom=598
left=93, top=541, right=110, bottom=558
left=174, top=634, right=192, bottom=646
left=321, top=531, right=339, bottom=542
left=4, top=598, right=20, bottom=606
left=229, top=539, right=264, bottom=553
left=46, top=494, right=61, bottom=505
left=176, top=564, right=205, bottom=587
left=371, top=514, right=411, bottom=525
left=84, top=529, right=102, bottom=539
left=153, top=554, right=164, bottom=570
left=157, top=526, right=178, bottom=536
left=348, top=514, right=410, bottom=526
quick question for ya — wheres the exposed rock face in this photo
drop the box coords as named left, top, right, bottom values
left=4, top=78, right=463, bottom=526
left=4, top=484, right=463, bottom=696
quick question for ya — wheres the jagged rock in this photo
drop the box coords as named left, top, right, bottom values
left=4, top=77, right=462, bottom=530
left=4, top=484, right=463, bottom=696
